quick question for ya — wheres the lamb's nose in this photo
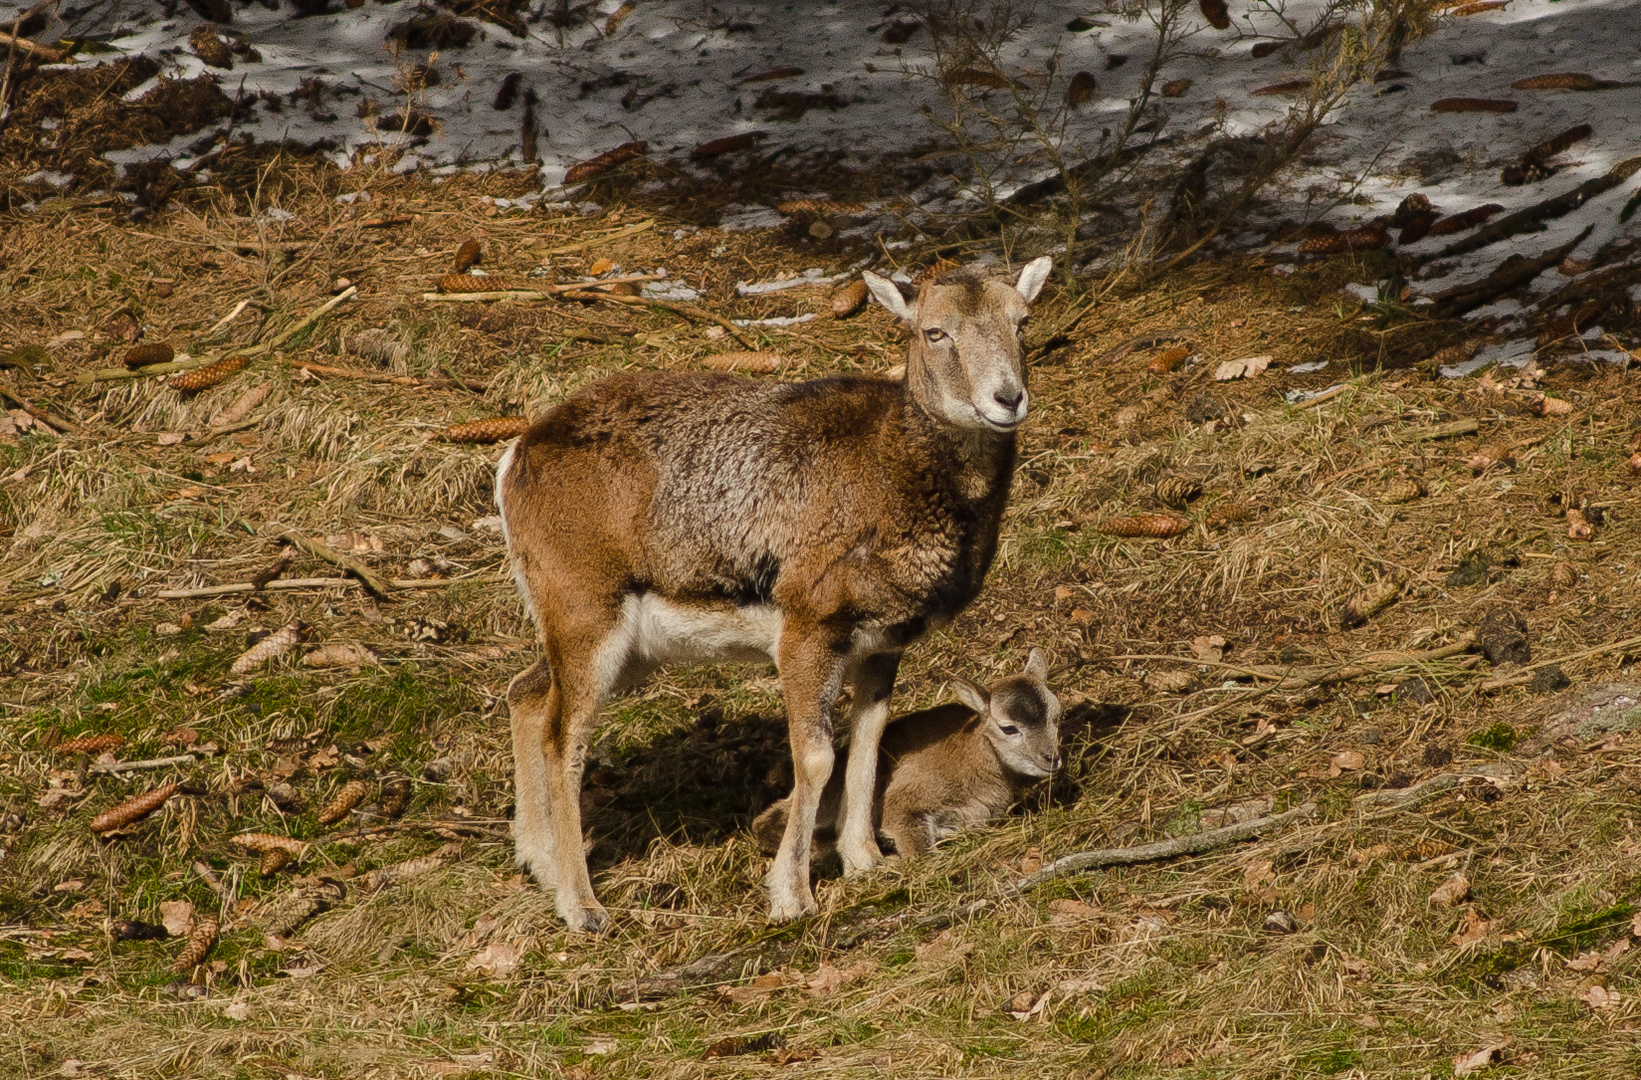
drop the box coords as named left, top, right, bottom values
left=994, top=389, right=1024, bottom=412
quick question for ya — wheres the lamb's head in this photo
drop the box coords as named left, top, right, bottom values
left=950, top=646, right=1063, bottom=779
left=862, top=257, right=1053, bottom=433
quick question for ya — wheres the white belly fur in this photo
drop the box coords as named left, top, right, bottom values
left=621, top=593, right=783, bottom=669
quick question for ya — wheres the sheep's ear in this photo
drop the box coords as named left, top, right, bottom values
left=1015, top=256, right=1052, bottom=303
left=1024, top=647, right=1049, bottom=682
left=863, top=270, right=913, bottom=323
left=949, top=677, right=990, bottom=716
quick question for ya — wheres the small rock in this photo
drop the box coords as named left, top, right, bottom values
left=1263, top=910, right=1298, bottom=934
left=1397, top=677, right=1435, bottom=705
left=470, top=515, right=504, bottom=536
left=1477, top=607, right=1531, bottom=667
left=267, top=782, right=305, bottom=812
left=438, top=525, right=470, bottom=543
left=1530, top=666, right=1571, bottom=694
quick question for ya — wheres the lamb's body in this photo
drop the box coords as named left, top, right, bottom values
left=497, top=258, right=1052, bottom=931
left=753, top=650, right=1062, bottom=858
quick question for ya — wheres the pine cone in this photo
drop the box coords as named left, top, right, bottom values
left=233, top=832, right=310, bottom=858
left=1199, top=0, right=1230, bottom=30
left=170, top=916, right=219, bottom=974
left=1429, top=98, right=1518, bottom=114
left=55, top=733, right=127, bottom=755
left=832, top=279, right=868, bottom=318
left=1524, top=123, right=1593, bottom=164
left=260, top=893, right=329, bottom=937
left=1566, top=508, right=1593, bottom=541
left=89, top=782, right=180, bottom=833
left=453, top=238, right=482, bottom=273
left=122, top=343, right=174, bottom=370
left=1146, top=345, right=1190, bottom=375
left=1205, top=502, right=1255, bottom=528
left=438, top=274, right=509, bottom=294
left=1381, top=477, right=1427, bottom=504
left=1298, top=225, right=1390, bottom=254
left=1549, top=562, right=1578, bottom=588
left=207, top=383, right=271, bottom=427
left=1341, top=578, right=1402, bottom=628
left=259, top=848, right=295, bottom=877
left=170, top=356, right=247, bottom=393
left=1511, top=73, right=1601, bottom=90
left=377, top=776, right=412, bottom=819
left=565, top=140, right=647, bottom=182
left=1467, top=444, right=1515, bottom=473
left=229, top=621, right=309, bottom=675
left=316, top=779, right=370, bottom=826
left=1154, top=475, right=1202, bottom=507
left=701, top=351, right=784, bottom=373
left=1450, top=0, right=1507, bottom=14
left=1099, top=513, right=1192, bottom=538
left=439, top=417, right=529, bottom=443
left=359, top=845, right=457, bottom=892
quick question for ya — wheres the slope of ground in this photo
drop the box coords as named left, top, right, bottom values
left=2, top=150, right=1640, bottom=1078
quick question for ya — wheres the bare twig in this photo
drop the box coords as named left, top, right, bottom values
left=0, top=384, right=81, bottom=434
left=153, top=573, right=502, bottom=599
left=266, top=285, right=357, bottom=350
left=1353, top=764, right=1519, bottom=812
left=560, top=291, right=758, bottom=348
left=534, top=217, right=656, bottom=256
left=89, top=753, right=198, bottom=775
left=271, top=529, right=394, bottom=600
left=1007, top=802, right=1319, bottom=892
left=287, top=360, right=489, bottom=393
left=420, top=273, right=666, bottom=303
left=0, top=28, right=66, bottom=62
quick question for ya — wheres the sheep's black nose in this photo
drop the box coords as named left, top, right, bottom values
left=995, top=389, right=1024, bottom=412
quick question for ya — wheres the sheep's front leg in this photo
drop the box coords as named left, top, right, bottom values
left=767, top=630, right=846, bottom=922
left=837, top=651, right=901, bottom=876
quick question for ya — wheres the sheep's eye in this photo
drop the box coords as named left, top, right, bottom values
left=924, top=327, right=947, bottom=342
left=999, top=724, right=1020, bottom=736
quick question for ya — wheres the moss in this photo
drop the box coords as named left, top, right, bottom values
left=1467, top=722, right=1521, bottom=752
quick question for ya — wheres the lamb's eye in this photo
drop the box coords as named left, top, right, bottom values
left=924, top=327, right=947, bottom=342
left=999, top=724, right=1020, bottom=736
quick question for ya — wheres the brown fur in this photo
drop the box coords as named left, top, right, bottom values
left=497, top=258, right=1052, bottom=930
left=752, top=649, right=1062, bottom=858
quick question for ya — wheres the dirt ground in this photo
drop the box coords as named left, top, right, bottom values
left=4, top=71, right=1641, bottom=1080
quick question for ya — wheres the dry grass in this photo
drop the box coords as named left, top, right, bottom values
left=2, top=130, right=1641, bottom=1080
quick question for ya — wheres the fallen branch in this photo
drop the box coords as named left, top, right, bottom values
left=89, top=753, right=198, bottom=775
left=272, top=529, right=394, bottom=600
left=266, top=285, right=357, bottom=350
left=153, top=574, right=501, bottom=599
left=1429, top=226, right=1594, bottom=319
left=1353, top=763, right=1518, bottom=812
left=0, top=29, right=69, bottom=62
left=1433, top=157, right=1641, bottom=260
left=287, top=360, right=489, bottom=393
left=535, top=217, right=656, bottom=256
left=1392, top=418, right=1479, bottom=442
left=420, top=273, right=666, bottom=303
left=559, top=291, right=757, bottom=349
left=1111, top=636, right=1477, bottom=693
left=1007, top=801, right=1319, bottom=892
left=0, top=385, right=82, bottom=434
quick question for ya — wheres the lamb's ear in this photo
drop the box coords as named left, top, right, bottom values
left=862, top=270, right=913, bottom=323
left=949, top=677, right=990, bottom=717
left=1023, top=647, right=1049, bottom=682
left=1015, top=256, right=1052, bottom=303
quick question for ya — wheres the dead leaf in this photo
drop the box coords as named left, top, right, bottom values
left=915, top=927, right=975, bottom=965
left=1048, top=898, right=1102, bottom=924
left=1190, top=634, right=1226, bottom=663
left=1005, top=988, right=1051, bottom=1020
left=589, top=257, right=615, bottom=276
left=804, top=960, right=877, bottom=996
left=466, top=940, right=525, bottom=978
left=1328, top=750, right=1365, bottom=776
left=1454, top=1040, right=1509, bottom=1075
left=1429, top=874, right=1471, bottom=908
left=1213, top=355, right=1271, bottom=381
left=1054, top=976, right=1104, bottom=995
left=771, top=1047, right=820, bottom=1065
left=1584, top=984, right=1620, bottom=1010
left=1242, top=859, right=1276, bottom=888
left=222, top=1000, right=252, bottom=1021
left=1450, top=907, right=1490, bottom=946
left=229, top=456, right=255, bottom=473
left=157, top=432, right=187, bottom=446
left=1566, top=950, right=1603, bottom=971
left=159, top=898, right=196, bottom=937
